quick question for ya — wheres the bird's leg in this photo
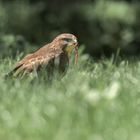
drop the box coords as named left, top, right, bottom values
left=33, top=69, right=38, bottom=78
left=29, top=65, right=39, bottom=79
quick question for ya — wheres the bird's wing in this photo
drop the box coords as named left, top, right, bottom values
left=8, top=47, right=63, bottom=77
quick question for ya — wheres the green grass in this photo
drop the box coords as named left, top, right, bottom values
left=0, top=55, right=140, bottom=140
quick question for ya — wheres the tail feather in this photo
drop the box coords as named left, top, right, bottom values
left=4, top=64, right=23, bottom=79
left=13, top=66, right=26, bottom=77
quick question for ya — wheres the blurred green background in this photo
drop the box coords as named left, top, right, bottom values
left=1, top=1, right=140, bottom=140
left=0, top=0, right=140, bottom=57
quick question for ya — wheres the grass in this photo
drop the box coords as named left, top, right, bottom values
left=0, top=54, right=140, bottom=140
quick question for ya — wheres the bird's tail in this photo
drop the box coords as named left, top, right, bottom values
left=4, top=64, right=24, bottom=79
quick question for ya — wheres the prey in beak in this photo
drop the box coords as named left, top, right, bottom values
left=65, top=37, right=78, bottom=65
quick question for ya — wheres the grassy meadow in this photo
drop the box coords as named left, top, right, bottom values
left=0, top=0, right=139, bottom=139
left=0, top=53, right=140, bottom=140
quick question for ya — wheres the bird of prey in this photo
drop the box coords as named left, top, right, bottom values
left=6, top=33, right=78, bottom=79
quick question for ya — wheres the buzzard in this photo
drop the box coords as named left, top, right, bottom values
left=6, top=33, right=78, bottom=79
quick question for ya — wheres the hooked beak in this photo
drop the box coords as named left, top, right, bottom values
left=65, top=38, right=78, bottom=65
left=73, top=38, right=78, bottom=46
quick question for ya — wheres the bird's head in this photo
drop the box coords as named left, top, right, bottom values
left=53, top=33, right=78, bottom=64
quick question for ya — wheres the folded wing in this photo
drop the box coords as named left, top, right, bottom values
left=6, top=47, right=63, bottom=78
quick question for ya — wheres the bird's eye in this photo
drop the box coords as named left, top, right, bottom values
left=62, top=38, right=72, bottom=42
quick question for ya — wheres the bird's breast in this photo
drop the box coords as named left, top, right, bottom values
left=52, top=52, right=69, bottom=76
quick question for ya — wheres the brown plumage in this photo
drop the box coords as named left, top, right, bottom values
left=6, top=33, right=78, bottom=79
